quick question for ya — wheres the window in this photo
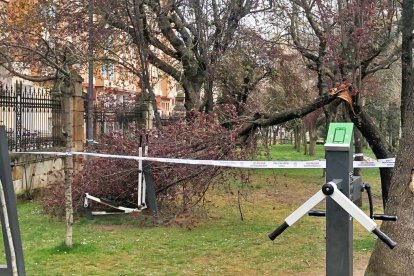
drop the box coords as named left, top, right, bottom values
left=101, top=63, right=114, bottom=79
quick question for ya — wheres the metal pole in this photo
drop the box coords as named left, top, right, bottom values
left=0, top=126, right=26, bottom=275
left=325, top=123, right=354, bottom=276
left=87, top=0, right=94, bottom=146
left=138, top=137, right=143, bottom=207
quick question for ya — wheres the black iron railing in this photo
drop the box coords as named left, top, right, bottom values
left=87, top=101, right=148, bottom=135
left=0, top=81, right=63, bottom=152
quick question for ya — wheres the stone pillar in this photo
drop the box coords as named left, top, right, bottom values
left=172, top=92, right=186, bottom=118
left=72, top=79, right=85, bottom=152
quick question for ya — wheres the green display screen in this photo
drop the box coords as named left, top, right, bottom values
left=325, top=123, right=353, bottom=146
left=333, top=128, right=346, bottom=143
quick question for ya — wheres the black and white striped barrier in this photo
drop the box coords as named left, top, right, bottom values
left=83, top=193, right=144, bottom=215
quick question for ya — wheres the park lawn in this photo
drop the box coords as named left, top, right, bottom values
left=5, top=144, right=382, bottom=275
left=257, top=144, right=383, bottom=197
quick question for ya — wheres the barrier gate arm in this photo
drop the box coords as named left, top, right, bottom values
left=268, top=190, right=326, bottom=240
left=269, top=181, right=396, bottom=249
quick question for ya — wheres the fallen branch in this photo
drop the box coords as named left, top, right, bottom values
left=239, top=94, right=339, bottom=137
left=238, top=83, right=353, bottom=137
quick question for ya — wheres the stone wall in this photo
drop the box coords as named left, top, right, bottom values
left=9, top=153, right=64, bottom=194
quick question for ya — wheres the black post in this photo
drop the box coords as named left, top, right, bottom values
left=142, top=161, right=160, bottom=223
left=87, top=0, right=94, bottom=145
left=0, top=126, right=26, bottom=275
left=15, top=82, right=22, bottom=152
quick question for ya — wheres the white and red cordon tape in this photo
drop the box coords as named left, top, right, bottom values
left=14, top=151, right=396, bottom=169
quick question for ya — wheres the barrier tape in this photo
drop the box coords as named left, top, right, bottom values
left=13, top=151, right=396, bottom=169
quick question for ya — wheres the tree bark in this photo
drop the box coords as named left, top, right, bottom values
left=181, top=76, right=203, bottom=110
left=294, top=124, right=301, bottom=152
left=350, top=105, right=394, bottom=205
left=353, top=128, right=363, bottom=206
left=198, top=77, right=214, bottom=113
left=61, top=73, right=81, bottom=248
left=263, top=127, right=269, bottom=147
left=366, top=0, right=414, bottom=273
left=273, top=126, right=278, bottom=145
left=400, top=0, right=414, bottom=128
left=302, top=120, right=308, bottom=155
left=308, top=123, right=317, bottom=156
left=353, top=128, right=363, bottom=177
left=365, top=99, right=414, bottom=275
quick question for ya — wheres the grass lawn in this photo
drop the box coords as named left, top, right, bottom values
left=6, top=144, right=383, bottom=275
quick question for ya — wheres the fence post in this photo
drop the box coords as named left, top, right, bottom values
left=14, top=82, right=22, bottom=152
left=72, top=76, right=85, bottom=153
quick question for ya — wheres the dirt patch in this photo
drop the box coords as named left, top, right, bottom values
left=289, top=253, right=369, bottom=276
left=261, top=173, right=383, bottom=209
left=91, top=224, right=133, bottom=231
left=250, top=175, right=323, bottom=209
left=354, top=253, right=370, bottom=276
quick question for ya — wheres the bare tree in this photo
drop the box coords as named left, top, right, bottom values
left=97, top=0, right=271, bottom=112
left=215, top=27, right=278, bottom=116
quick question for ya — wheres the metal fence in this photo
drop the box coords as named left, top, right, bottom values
left=84, top=96, right=183, bottom=135
left=0, top=81, right=63, bottom=152
left=160, top=117, right=179, bottom=126
left=89, top=102, right=148, bottom=135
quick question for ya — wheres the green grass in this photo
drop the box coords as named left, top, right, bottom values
left=256, top=144, right=382, bottom=196
left=5, top=144, right=382, bottom=275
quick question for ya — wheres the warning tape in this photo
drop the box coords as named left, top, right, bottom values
left=13, top=151, right=396, bottom=168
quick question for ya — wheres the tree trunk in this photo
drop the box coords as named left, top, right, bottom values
left=302, top=121, right=308, bottom=155
left=273, top=126, right=278, bottom=145
left=365, top=100, right=414, bottom=275
left=201, top=78, right=214, bottom=113
left=63, top=154, right=73, bottom=248
left=353, top=128, right=363, bottom=206
left=353, top=128, right=363, bottom=177
left=61, top=74, right=80, bottom=248
left=182, top=77, right=204, bottom=111
left=366, top=0, right=414, bottom=273
left=238, top=94, right=340, bottom=138
left=308, top=123, right=317, bottom=156
left=400, top=0, right=414, bottom=128
left=263, top=127, right=269, bottom=147
left=350, top=106, right=394, bottom=204
left=294, top=124, right=301, bottom=152
left=268, top=127, right=273, bottom=146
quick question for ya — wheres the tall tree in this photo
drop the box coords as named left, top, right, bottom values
left=365, top=0, right=414, bottom=273
left=97, top=0, right=271, bottom=111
